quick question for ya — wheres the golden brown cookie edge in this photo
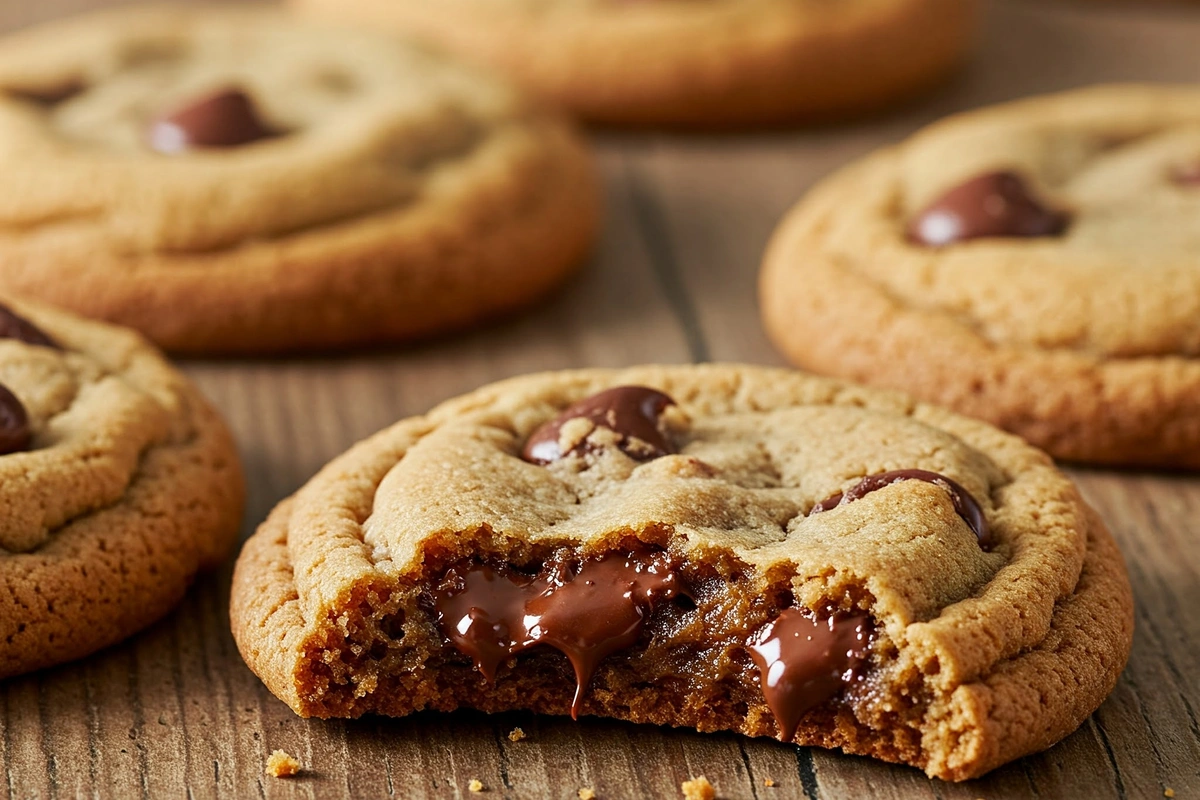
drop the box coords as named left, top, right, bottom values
left=0, top=301, right=245, bottom=677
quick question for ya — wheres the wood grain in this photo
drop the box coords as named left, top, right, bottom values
left=2, top=1, right=1199, bottom=797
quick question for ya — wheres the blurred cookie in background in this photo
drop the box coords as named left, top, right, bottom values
left=288, top=0, right=979, bottom=128
left=761, top=84, right=1200, bottom=468
left=0, top=6, right=599, bottom=354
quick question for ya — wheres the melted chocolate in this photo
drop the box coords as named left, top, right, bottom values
left=430, top=550, right=684, bottom=716
left=811, top=468, right=991, bottom=549
left=430, top=563, right=536, bottom=683
left=907, top=171, right=1068, bottom=246
left=0, top=383, right=31, bottom=455
left=147, top=88, right=277, bottom=154
left=747, top=609, right=872, bottom=741
left=522, top=386, right=676, bottom=465
left=0, top=304, right=58, bottom=349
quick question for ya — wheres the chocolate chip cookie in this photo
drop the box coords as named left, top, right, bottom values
left=0, top=298, right=243, bottom=677
left=289, top=0, right=977, bottom=127
left=0, top=6, right=598, bottom=354
left=230, top=364, right=1132, bottom=781
left=761, top=84, right=1200, bottom=468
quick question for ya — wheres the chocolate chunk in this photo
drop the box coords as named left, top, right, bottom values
left=147, top=88, right=277, bottom=154
left=907, top=171, right=1068, bottom=246
left=0, top=304, right=58, bottom=349
left=811, top=468, right=991, bottom=549
left=747, top=609, right=872, bottom=741
left=522, top=386, right=676, bottom=465
left=430, top=551, right=685, bottom=716
left=0, top=383, right=31, bottom=456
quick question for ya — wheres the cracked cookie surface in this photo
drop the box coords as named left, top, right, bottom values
left=761, top=84, right=1200, bottom=467
left=0, top=297, right=244, bottom=677
left=230, top=364, right=1131, bottom=781
left=0, top=6, right=598, bottom=354
left=289, top=0, right=977, bottom=127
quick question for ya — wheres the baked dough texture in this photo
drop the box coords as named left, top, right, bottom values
left=761, top=84, right=1200, bottom=468
left=0, top=6, right=599, bottom=354
left=0, top=298, right=244, bottom=677
left=289, top=0, right=978, bottom=127
left=230, top=364, right=1132, bottom=781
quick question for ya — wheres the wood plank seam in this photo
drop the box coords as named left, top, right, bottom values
left=623, top=156, right=712, bottom=364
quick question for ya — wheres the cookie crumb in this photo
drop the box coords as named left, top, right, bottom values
left=764, top=778, right=776, bottom=787
left=265, top=749, right=301, bottom=778
left=1164, top=790, right=1175, bottom=798
left=681, top=776, right=715, bottom=800
left=508, top=727, right=527, bottom=742
left=578, top=788, right=596, bottom=800
left=469, top=779, right=485, bottom=793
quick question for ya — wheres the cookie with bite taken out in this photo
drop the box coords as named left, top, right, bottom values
left=230, top=364, right=1132, bottom=781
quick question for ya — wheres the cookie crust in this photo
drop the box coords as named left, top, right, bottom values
left=0, top=7, right=599, bottom=354
left=289, top=0, right=978, bottom=127
left=230, top=364, right=1132, bottom=781
left=761, top=84, right=1200, bottom=468
left=0, top=299, right=244, bottom=677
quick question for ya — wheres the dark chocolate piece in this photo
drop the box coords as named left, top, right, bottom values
left=811, top=468, right=991, bottom=549
left=430, top=551, right=685, bottom=716
left=0, top=383, right=31, bottom=456
left=147, top=88, right=277, bottom=154
left=747, top=609, right=872, bottom=741
left=907, top=171, right=1068, bottom=246
left=522, top=386, right=676, bottom=465
left=0, top=304, right=58, bottom=349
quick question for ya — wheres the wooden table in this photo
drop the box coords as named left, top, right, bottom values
left=2, top=1, right=1199, bottom=797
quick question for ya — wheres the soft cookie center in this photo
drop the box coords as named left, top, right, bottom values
left=404, top=386, right=993, bottom=736
left=426, top=547, right=877, bottom=738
